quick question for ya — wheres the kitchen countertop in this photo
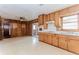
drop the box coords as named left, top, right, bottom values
left=38, top=31, right=79, bottom=36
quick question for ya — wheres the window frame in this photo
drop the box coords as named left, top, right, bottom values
left=61, top=14, right=79, bottom=31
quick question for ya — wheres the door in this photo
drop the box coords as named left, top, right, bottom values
left=3, top=20, right=11, bottom=38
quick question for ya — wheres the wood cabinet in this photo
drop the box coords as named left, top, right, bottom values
left=54, top=11, right=60, bottom=28
left=49, top=13, right=55, bottom=21
left=39, top=32, right=79, bottom=54
left=39, top=32, right=44, bottom=42
left=47, top=14, right=50, bottom=21
left=47, top=33, right=53, bottom=45
left=43, top=14, right=48, bottom=23
left=59, top=35, right=68, bottom=50
left=39, top=32, right=58, bottom=46
left=53, top=34, right=59, bottom=47
left=38, top=14, right=49, bottom=25
left=44, top=33, right=48, bottom=43
left=38, top=14, right=44, bottom=25
left=67, top=36, right=79, bottom=54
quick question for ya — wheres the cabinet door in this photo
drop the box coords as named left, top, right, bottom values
left=47, top=34, right=52, bottom=44
left=44, top=33, right=48, bottom=43
left=59, top=35, right=68, bottom=49
left=53, top=34, right=59, bottom=47
left=38, top=15, right=44, bottom=25
left=42, top=33, right=45, bottom=42
left=47, top=14, right=50, bottom=21
left=44, top=14, right=48, bottom=23
left=39, top=33, right=45, bottom=42
left=54, top=11, right=60, bottom=28
left=49, top=13, right=55, bottom=21
left=68, top=39, right=79, bottom=54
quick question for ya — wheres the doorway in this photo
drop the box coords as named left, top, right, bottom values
left=3, top=20, right=11, bottom=38
left=32, top=23, right=38, bottom=37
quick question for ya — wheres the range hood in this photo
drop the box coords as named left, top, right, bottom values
left=47, top=20, right=57, bottom=31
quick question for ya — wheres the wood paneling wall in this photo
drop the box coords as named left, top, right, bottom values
left=0, top=18, right=32, bottom=39
left=0, top=16, right=2, bottom=40
left=26, top=21, right=32, bottom=36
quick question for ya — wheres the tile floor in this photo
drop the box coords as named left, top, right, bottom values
left=0, top=36, right=75, bottom=55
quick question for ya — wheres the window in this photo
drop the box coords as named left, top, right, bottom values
left=62, top=14, right=79, bottom=30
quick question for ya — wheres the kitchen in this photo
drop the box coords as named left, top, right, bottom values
left=0, top=4, right=79, bottom=55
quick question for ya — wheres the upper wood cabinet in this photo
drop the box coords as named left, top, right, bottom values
left=47, top=14, right=50, bottom=21
left=38, top=14, right=49, bottom=25
left=38, top=14, right=44, bottom=25
left=49, top=13, right=55, bottom=21
left=43, top=14, right=48, bottom=23
left=54, top=11, right=60, bottom=28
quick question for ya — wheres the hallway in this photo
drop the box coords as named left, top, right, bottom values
left=0, top=36, right=74, bottom=55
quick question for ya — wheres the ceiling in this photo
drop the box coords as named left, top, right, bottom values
left=0, top=4, right=74, bottom=21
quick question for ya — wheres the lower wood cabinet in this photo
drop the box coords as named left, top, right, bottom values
left=47, top=34, right=52, bottom=44
left=53, top=34, right=59, bottom=47
left=39, top=32, right=79, bottom=54
left=59, top=35, right=68, bottom=50
left=68, top=37, right=79, bottom=54
left=43, top=33, right=48, bottom=43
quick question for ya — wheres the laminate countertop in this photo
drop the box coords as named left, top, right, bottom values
left=38, top=31, right=79, bottom=36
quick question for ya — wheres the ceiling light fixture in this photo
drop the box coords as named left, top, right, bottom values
left=20, top=17, right=26, bottom=21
